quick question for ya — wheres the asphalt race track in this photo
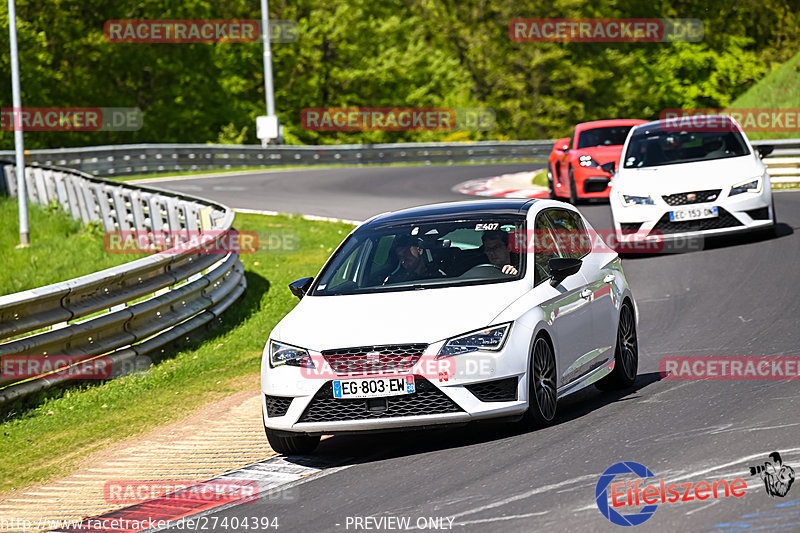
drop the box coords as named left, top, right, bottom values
left=152, top=165, right=800, bottom=532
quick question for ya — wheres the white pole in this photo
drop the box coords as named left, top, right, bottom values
left=8, top=0, right=29, bottom=247
left=261, top=0, right=276, bottom=117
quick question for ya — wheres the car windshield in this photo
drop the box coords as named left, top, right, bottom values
left=576, top=126, right=635, bottom=148
left=623, top=127, right=750, bottom=168
left=312, top=218, right=525, bottom=296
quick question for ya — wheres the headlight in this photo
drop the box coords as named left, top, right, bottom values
left=269, top=340, right=314, bottom=368
left=620, top=193, right=655, bottom=206
left=438, top=323, right=511, bottom=357
left=579, top=155, right=600, bottom=167
left=730, top=177, right=761, bottom=196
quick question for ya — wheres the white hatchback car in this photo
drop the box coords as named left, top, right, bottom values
left=261, top=199, right=639, bottom=454
left=609, top=116, right=776, bottom=243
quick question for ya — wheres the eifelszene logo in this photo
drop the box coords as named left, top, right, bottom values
left=749, top=451, right=795, bottom=497
left=595, top=461, right=748, bottom=526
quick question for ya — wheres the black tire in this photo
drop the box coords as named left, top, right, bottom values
left=596, top=301, right=638, bottom=391
left=568, top=169, right=579, bottom=205
left=547, top=165, right=557, bottom=199
left=265, top=427, right=320, bottom=455
left=523, top=335, right=558, bottom=427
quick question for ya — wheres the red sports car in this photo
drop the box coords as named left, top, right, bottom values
left=547, top=119, right=646, bottom=203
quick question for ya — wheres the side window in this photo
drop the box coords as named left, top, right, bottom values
left=371, top=235, right=394, bottom=270
left=568, top=211, right=592, bottom=257
left=533, top=212, right=561, bottom=286
left=544, top=209, right=591, bottom=259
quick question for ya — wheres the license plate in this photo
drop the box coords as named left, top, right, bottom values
left=332, top=376, right=415, bottom=399
left=669, top=206, right=718, bottom=222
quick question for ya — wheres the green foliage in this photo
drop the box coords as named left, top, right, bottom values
left=729, top=50, right=800, bottom=140
left=0, top=197, right=146, bottom=295
left=0, top=0, right=798, bottom=148
left=215, top=122, right=250, bottom=144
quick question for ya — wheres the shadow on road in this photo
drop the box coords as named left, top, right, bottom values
left=619, top=223, right=794, bottom=260
left=291, top=371, right=664, bottom=467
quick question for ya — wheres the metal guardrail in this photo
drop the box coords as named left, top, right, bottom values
left=0, top=163, right=247, bottom=406
left=0, top=139, right=797, bottom=181
left=751, top=139, right=800, bottom=183
left=0, top=141, right=555, bottom=177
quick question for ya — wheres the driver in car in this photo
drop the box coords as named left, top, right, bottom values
left=482, top=230, right=519, bottom=275
left=383, top=235, right=447, bottom=284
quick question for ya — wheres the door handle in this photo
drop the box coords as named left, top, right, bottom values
left=603, top=274, right=615, bottom=284
left=580, top=288, right=593, bottom=299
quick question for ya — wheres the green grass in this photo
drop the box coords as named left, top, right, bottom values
left=0, top=212, right=354, bottom=496
left=730, top=51, right=800, bottom=140
left=111, top=158, right=548, bottom=182
left=0, top=197, right=146, bottom=296
left=531, top=168, right=548, bottom=187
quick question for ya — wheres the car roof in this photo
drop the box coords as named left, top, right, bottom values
left=575, top=119, right=647, bottom=132
left=362, top=199, right=539, bottom=229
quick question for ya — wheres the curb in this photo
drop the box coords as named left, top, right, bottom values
left=454, top=171, right=549, bottom=199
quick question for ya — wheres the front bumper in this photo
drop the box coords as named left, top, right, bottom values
left=612, top=188, right=773, bottom=242
left=261, top=336, right=531, bottom=435
left=575, top=169, right=613, bottom=198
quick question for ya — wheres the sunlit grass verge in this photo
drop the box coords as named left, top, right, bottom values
left=0, top=197, right=147, bottom=296
left=0, top=212, right=354, bottom=496
left=730, top=50, right=800, bottom=141
left=531, top=168, right=548, bottom=187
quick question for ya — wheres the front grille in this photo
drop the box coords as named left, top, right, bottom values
left=662, top=189, right=722, bottom=206
left=465, top=377, right=518, bottom=402
left=321, top=344, right=427, bottom=376
left=583, top=177, right=610, bottom=193
left=298, top=377, right=463, bottom=423
left=620, top=222, right=643, bottom=234
left=265, top=395, right=293, bottom=417
left=745, top=207, right=770, bottom=220
left=652, top=207, right=742, bottom=234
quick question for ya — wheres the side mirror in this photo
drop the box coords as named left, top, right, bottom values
left=548, top=257, right=582, bottom=287
left=289, top=277, right=314, bottom=299
left=553, top=137, right=570, bottom=152
left=756, top=145, right=774, bottom=159
left=600, top=161, right=616, bottom=175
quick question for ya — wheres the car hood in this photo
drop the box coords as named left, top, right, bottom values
left=574, top=145, right=624, bottom=164
left=271, top=281, right=528, bottom=351
left=614, top=155, right=763, bottom=195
